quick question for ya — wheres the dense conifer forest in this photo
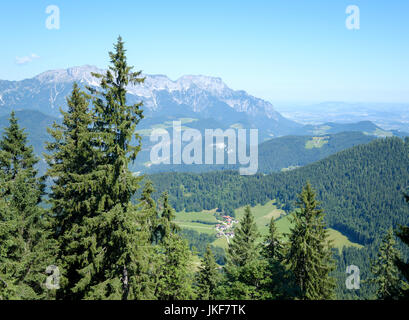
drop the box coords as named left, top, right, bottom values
left=150, top=137, right=409, bottom=299
left=1, top=37, right=409, bottom=301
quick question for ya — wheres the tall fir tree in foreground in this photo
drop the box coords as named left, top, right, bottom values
left=227, top=206, right=259, bottom=267
left=154, top=233, right=194, bottom=300
left=85, top=36, right=154, bottom=299
left=196, top=245, right=221, bottom=300
left=47, top=37, right=153, bottom=300
left=262, top=217, right=297, bottom=299
left=286, top=182, right=335, bottom=300
left=370, top=228, right=404, bottom=300
left=86, top=36, right=153, bottom=299
left=158, top=192, right=180, bottom=241
left=221, top=206, right=269, bottom=299
left=0, top=112, right=56, bottom=300
left=46, top=83, right=104, bottom=299
left=395, top=193, right=409, bottom=299
left=154, top=195, right=194, bottom=300
left=139, top=180, right=161, bottom=244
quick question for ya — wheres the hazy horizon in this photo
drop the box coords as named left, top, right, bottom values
left=2, top=0, right=409, bottom=104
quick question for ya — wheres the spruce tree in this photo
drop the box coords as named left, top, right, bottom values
left=262, top=217, right=296, bottom=299
left=395, top=193, right=409, bottom=299
left=46, top=83, right=104, bottom=299
left=154, top=233, right=194, bottom=300
left=370, top=228, right=404, bottom=300
left=139, top=180, right=160, bottom=244
left=0, top=112, right=56, bottom=300
left=263, top=217, right=284, bottom=262
left=196, top=245, right=221, bottom=300
left=0, top=112, right=39, bottom=181
left=47, top=36, right=154, bottom=300
left=83, top=36, right=153, bottom=299
left=158, top=192, right=180, bottom=241
left=227, top=206, right=259, bottom=267
left=286, top=182, right=336, bottom=300
left=221, top=206, right=268, bottom=299
left=154, top=197, right=193, bottom=300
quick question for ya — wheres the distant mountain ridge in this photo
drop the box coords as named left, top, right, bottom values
left=1, top=65, right=404, bottom=142
left=0, top=109, right=389, bottom=177
left=1, top=66, right=405, bottom=177
left=0, top=65, right=300, bottom=139
left=149, top=137, right=409, bottom=245
left=277, top=101, right=409, bottom=133
left=142, top=131, right=377, bottom=174
left=30, top=66, right=278, bottom=118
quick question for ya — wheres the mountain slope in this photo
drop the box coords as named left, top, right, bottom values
left=0, top=110, right=59, bottom=175
left=0, top=110, right=58, bottom=156
left=147, top=137, right=409, bottom=299
left=141, top=131, right=377, bottom=174
left=149, top=137, right=409, bottom=245
left=0, top=109, right=380, bottom=177
left=0, top=65, right=301, bottom=139
left=251, top=131, right=377, bottom=173
left=1, top=66, right=401, bottom=151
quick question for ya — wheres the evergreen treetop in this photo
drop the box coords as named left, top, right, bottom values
left=395, top=193, right=409, bottom=299
left=196, top=245, right=221, bottom=300
left=286, top=182, right=336, bottom=300
left=370, top=228, right=404, bottom=300
left=0, top=113, right=56, bottom=300
left=227, top=205, right=259, bottom=268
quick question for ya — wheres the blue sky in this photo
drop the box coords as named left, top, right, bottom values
left=1, top=0, right=408, bottom=103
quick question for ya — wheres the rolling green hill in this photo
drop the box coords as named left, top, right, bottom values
left=257, top=131, right=376, bottom=173
left=151, top=137, right=409, bottom=245
left=0, top=110, right=58, bottom=156
left=175, top=201, right=362, bottom=252
left=150, top=137, right=409, bottom=299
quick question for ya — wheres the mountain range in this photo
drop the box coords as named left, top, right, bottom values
left=277, top=101, right=409, bottom=133
left=2, top=65, right=407, bottom=140
left=0, top=65, right=301, bottom=140
left=1, top=65, right=407, bottom=175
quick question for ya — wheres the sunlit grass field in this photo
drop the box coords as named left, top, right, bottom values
left=175, top=201, right=363, bottom=253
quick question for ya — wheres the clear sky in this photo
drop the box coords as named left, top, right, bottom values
left=1, top=0, right=408, bottom=103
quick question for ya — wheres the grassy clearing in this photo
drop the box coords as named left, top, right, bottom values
left=175, top=202, right=363, bottom=253
left=234, top=200, right=285, bottom=236
left=177, top=223, right=215, bottom=235
left=327, top=228, right=363, bottom=251
left=305, top=136, right=329, bottom=149
left=275, top=213, right=293, bottom=235
left=175, top=209, right=218, bottom=223
left=190, top=254, right=202, bottom=272
left=212, top=237, right=229, bottom=250
left=175, top=209, right=218, bottom=235
left=274, top=213, right=363, bottom=251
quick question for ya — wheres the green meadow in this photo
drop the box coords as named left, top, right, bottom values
left=273, top=213, right=363, bottom=251
left=305, top=136, right=329, bottom=149
left=175, top=201, right=363, bottom=253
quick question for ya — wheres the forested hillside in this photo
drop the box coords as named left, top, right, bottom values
left=150, top=137, right=409, bottom=245
left=257, top=131, right=376, bottom=173
left=0, top=110, right=57, bottom=155
left=2, top=36, right=409, bottom=301
left=149, top=137, right=409, bottom=299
